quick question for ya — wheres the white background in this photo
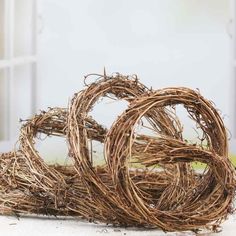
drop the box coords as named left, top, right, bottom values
left=38, top=0, right=231, bottom=113
left=36, top=0, right=234, bottom=160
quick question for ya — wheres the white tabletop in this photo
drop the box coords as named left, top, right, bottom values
left=0, top=214, right=235, bottom=236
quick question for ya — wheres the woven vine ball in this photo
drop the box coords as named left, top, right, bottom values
left=0, top=74, right=235, bottom=233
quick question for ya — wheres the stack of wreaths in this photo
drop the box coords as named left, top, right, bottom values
left=0, top=73, right=235, bottom=232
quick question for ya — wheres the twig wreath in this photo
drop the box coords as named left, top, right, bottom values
left=0, top=73, right=235, bottom=232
